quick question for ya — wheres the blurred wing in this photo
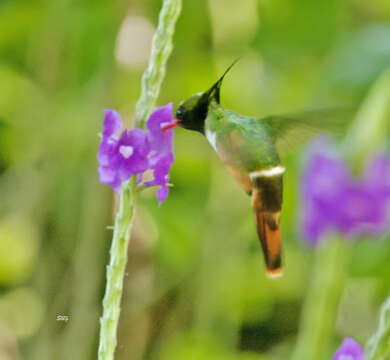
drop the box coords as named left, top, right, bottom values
left=262, top=107, right=356, bottom=156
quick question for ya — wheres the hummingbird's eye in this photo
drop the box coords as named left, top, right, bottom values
left=176, top=107, right=184, bottom=120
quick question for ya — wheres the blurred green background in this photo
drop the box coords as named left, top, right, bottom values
left=1, top=0, right=390, bottom=359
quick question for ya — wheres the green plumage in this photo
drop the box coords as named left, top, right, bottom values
left=205, top=99, right=280, bottom=172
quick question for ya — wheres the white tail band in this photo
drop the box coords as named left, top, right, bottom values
left=250, top=165, right=285, bottom=179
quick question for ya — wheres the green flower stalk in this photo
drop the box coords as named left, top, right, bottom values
left=291, top=236, right=348, bottom=360
left=363, top=69, right=390, bottom=360
left=366, top=295, right=390, bottom=360
left=98, top=178, right=135, bottom=360
left=343, top=69, right=390, bottom=172
left=135, top=0, right=182, bottom=128
left=98, top=1, right=182, bottom=359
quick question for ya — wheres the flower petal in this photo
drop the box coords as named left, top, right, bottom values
left=116, top=128, right=151, bottom=178
left=333, top=338, right=364, bottom=360
left=301, top=199, right=333, bottom=245
left=300, top=139, right=349, bottom=244
left=98, top=137, right=118, bottom=166
left=156, top=184, right=169, bottom=204
left=119, top=153, right=150, bottom=180
left=146, top=103, right=173, bottom=133
left=301, top=137, right=390, bottom=244
left=103, top=109, right=122, bottom=138
left=119, top=128, right=149, bottom=155
left=147, top=103, right=174, bottom=156
left=364, top=152, right=390, bottom=200
left=144, top=154, right=174, bottom=204
left=98, top=105, right=176, bottom=203
left=98, top=165, right=116, bottom=184
left=302, top=153, right=350, bottom=201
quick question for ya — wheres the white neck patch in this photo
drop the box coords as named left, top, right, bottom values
left=205, top=128, right=217, bottom=151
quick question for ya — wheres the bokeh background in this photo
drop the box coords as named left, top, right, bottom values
left=1, top=0, right=390, bottom=359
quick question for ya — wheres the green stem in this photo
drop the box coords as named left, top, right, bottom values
left=344, top=69, right=390, bottom=172
left=135, top=0, right=182, bottom=128
left=366, top=295, right=390, bottom=360
left=98, top=179, right=135, bottom=359
left=98, top=1, right=182, bottom=359
left=291, top=236, right=348, bottom=360
left=349, top=69, right=390, bottom=360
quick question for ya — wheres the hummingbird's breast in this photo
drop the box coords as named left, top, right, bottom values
left=205, top=102, right=280, bottom=174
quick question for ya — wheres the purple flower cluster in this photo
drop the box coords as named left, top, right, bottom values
left=301, top=137, right=390, bottom=245
left=333, top=337, right=364, bottom=360
left=98, top=103, right=175, bottom=204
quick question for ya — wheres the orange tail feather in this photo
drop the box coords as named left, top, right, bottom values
left=251, top=173, right=283, bottom=278
left=254, top=209, right=283, bottom=277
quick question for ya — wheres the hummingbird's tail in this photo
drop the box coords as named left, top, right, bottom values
left=251, top=168, right=284, bottom=278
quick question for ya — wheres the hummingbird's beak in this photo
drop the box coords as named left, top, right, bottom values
left=161, top=118, right=180, bottom=132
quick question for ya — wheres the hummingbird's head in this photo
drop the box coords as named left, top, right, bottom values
left=175, top=92, right=209, bottom=133
left=162, top=59, right=240, bottom=134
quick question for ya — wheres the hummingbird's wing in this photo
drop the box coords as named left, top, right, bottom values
left=262, top=107, right=356, bottom=156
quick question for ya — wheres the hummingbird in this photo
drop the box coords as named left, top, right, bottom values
left=162, top=61, right=350, bottom=278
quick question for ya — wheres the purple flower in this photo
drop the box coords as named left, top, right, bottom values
left=144, top=103, right=175, bottom=204
left=97, top=104, right=176, bottom=204
left=98, top=110, right=150, bottom=193
left=333, top=337, right=364, bottom=360
left=364, top=153, right=390, bottom=202
left=301, top=137, right=390, bottom=245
